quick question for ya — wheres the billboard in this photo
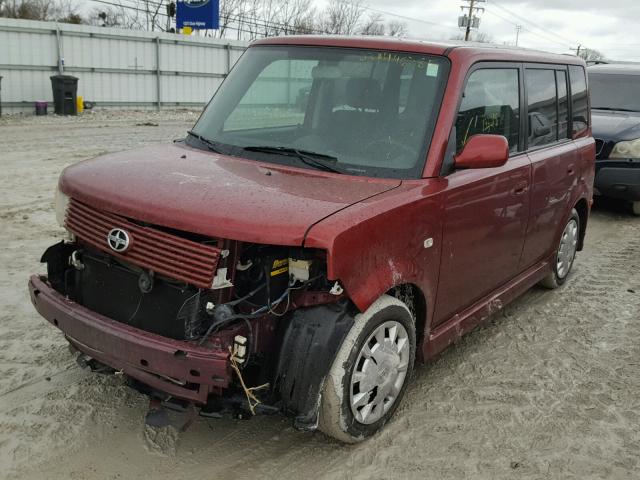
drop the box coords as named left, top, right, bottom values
left=176, top=0, right=219, bottom=30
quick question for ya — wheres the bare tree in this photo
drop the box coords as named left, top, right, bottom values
left=451, top=31, right=493, bottom=43
left=216, top=0, right=242, bottom=38
left=275, top=0, right=316, bottom=35
left=387, top=20, right=407, bottom=37
left=88, top=4, right=143, bottom=29
left=139, top=0, right=163, bottom=31
left=320, top=0, right=365, bottom=35
left=474, top=32, right=493, bottom=43
left=56, top=0, right=81, bottom=23
left=359, top=12, right=384, bottom=36
left=0, top=0, right=81, bottom=22
left=578, top=48, right=605, bottom=63
left=227, top=0, right=317, bottom=40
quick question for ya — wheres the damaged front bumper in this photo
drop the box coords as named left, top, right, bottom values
left=28, top=274, right=232, bottom=404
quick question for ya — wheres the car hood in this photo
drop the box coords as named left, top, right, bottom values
left=59, top=143, right=401, bottom=246
left=592, top=110, right=640, bottom=142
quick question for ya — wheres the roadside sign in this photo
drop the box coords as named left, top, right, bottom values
left=176, top=0, right=219, bottom=30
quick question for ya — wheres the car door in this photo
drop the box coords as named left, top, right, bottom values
left=519, top=66, right=579, bottom=267
left=433, top=64, right=532, bottom=327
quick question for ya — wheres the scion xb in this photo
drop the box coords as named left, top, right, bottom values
left=29, top=37, right=595, bottom=442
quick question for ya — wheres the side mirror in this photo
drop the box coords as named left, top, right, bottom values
left=454, top=134, right=509, bottom=169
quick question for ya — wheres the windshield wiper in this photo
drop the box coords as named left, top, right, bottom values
left=187, top=130, right=225, bottom=153
left=592, top=107, right=639, bottom=112
left=243, top=146, right=343, bottom=174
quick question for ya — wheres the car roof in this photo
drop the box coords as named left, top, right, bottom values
left=587, top=63, right=640, bottom=75
left=252, top=35, right=585, bottom=66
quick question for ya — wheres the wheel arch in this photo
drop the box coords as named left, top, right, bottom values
left=387, top=283, right=428, bottom=361
left=573, top=197, right=589, bottom=251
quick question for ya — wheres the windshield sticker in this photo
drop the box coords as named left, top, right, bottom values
left=427, top=63, right=439, bottom=77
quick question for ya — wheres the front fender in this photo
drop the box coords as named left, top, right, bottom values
left=304, top=180, right=446, bottom=322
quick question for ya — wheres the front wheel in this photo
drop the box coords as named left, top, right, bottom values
left=318, top=295, right=415, bottom=443
left=632, top=201, right=640, bottom=216
left=540, top=208, right=580, bottom=289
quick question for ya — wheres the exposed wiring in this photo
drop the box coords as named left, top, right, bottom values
left=198, top=275, right=323, bottom=345
left=242, top=318, right=253, bottom=367
left=127, top=294, right=143, bottom=323
left=197, top=310, right=264, bottom=346
left=228, top=283, right=266, bottom=306
left=176, top=291, right=200, bottom=316
left=228, top=345, right=269, bottom=415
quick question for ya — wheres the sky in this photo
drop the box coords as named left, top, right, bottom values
left=77, top=0, right=640, bottom=61
left=323, top=0, right=640, bottom=62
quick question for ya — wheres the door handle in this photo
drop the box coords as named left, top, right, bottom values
left=567, top=164, right=575, bottom=175
left=513, top=181, right=528, bottom=196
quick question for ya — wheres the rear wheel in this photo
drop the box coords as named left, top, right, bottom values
left=318, top=295, right=415, bottom=443
left=540, top=208, right=580, bottom=289
left=632, top=201, right=640, bottom=216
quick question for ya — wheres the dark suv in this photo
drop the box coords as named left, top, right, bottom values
left=589, top=64, right=640, bottom=215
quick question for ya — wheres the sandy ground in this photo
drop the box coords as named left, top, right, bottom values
left=0, top=110, right=639, bottom=480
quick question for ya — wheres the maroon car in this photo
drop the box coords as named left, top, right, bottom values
left=29, top=36, right=595, bottom=442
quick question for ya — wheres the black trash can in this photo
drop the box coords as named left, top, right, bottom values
left=50, top=75, right=78, bottom=115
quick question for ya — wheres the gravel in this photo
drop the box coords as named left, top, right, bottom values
left=0, top=110, right=638, bottom=479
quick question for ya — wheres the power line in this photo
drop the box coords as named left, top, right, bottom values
left=86, top=0, right=326, bottom=36
left=489, top=0, right=583, bottom=49
left=483, top=7, right=573, bottom=50
left=88, top=0, right=168, bottom=20
left=350, top=2, right=460, bottom=32
left=126, top=0, right=328, bottom=35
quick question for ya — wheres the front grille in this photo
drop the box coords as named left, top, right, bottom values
left=65, top=199, right=221, bottom=288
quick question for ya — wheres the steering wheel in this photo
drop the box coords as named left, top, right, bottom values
left=362, top=138, right=417, bottom=164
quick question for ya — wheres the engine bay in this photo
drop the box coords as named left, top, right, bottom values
left=42, top=238, right=333, bottom=344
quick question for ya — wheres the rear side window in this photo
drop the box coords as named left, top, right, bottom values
left=526, top=69, right=558, bottom=147
left=456, top=68, right=520, bottom=153
left=569, top=65, right=589, bottom=136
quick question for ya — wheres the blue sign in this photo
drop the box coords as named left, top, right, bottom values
left=176, top=0, right=219, bottom=30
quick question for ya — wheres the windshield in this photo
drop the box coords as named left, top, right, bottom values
left=589, top=73, right=640, bottom=112
left=190, top=46, right=449, bottom=178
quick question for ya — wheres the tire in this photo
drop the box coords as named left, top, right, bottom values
left=318, top=295, right=416, bottom=443
left=539, top=208, right=580, bottom=289
left=632, top=201, right=640, bottom=216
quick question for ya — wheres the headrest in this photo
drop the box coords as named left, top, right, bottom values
left=345, top=78, right=381, bottom=110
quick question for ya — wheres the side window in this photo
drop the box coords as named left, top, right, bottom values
left=456, top=68, right=520, bottom=153
left=556, top=70, right=570, bottom=140
left=526, top=69, right=557, bottom=147
left=569, top=65, right=589, bottom=136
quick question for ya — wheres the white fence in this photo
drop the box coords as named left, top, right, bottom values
left=0, top=18, right=248, bottom=114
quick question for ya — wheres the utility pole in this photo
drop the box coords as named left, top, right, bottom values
left=459, top=0, right=486, bottom=41
left=571, top=44, right=582, bottom=58
left=464, top=0, right=475, bottom=41
left=515, top=25, right=522, bottom=46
